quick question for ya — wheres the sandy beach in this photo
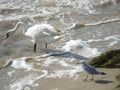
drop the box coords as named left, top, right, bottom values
left=0, top=55, right=120, bottom=90
left=31, top=68, right=120, bottom=90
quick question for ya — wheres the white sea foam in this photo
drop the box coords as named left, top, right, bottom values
left=78, top=47, right=100, bottom=58
left=64, top=17, right=120, bottom=31
left=62, top=39, right=88, bottom=51
left=8, top=54, right=83, bottom=89
left=104, top=35, right=120, bottom=46
left=46, top=69, right=81, bottom=79
left=42, top=57, right=70, bottom=67
left=7, top=70, right=15, bottom=77
left=42, top=57, right=58, bottom=67
left=85, top=18, right=120, bottom=26
left=104, top=35, right=120, bottom=41
left=108, top=41, right=118, bottom=47
left=40, top=56, right=81, bottom=68
left=11, top=57, right=33, bottom=71
left=9, top=74, right=35, bottom=90
left=9, top=70, right=48, bottom=90
left=86, top=35, right=120, bottom=47
left=86, top=39, right=102, bottom=43
left=58, top=60, right=70, bottom=67
left=63, top=39, right=100, bottom=58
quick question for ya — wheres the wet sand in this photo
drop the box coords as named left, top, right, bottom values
left=0, top=53, right=119, bottom=90
left=32, top=68, right=120, bottom=90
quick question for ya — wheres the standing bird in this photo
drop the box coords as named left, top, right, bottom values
left=5, top=22, right=63, bottom=52
left=77, top=60, right=106, bottom=81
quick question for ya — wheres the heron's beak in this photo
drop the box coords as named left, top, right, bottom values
left=5, top=33, right=9, bottom=40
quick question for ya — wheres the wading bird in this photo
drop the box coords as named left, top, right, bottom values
left=5, top=22, right=63, bottom=52
left=77, top=60, right=106, bottom=81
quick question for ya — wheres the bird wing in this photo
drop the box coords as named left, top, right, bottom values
left=83, top=63, right=101, bottom=74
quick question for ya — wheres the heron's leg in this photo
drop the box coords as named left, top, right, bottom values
left=34, top=43, right=37, bottom=52
left=45, top=43, right=47, bottom=48
left=84, top=75, right=88, bottom=81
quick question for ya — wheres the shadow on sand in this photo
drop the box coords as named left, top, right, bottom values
left=95, top=80, right=113, bottom=84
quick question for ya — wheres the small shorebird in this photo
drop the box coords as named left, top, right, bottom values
left=77, top=60, right=106, bottom=81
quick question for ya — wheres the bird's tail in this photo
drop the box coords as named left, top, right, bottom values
left=101, top=72, right=106, bottom=75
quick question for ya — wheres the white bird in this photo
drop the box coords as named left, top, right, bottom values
left=5, top=22, right=63, bottom=52
left=77, top=60, right=106, bottom=81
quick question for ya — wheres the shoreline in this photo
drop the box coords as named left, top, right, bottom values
left=0, top=57, right=119, bottom=90
left=25, top=68, right=120, bottom=90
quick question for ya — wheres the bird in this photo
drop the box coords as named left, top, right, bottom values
left=5, top=22, right=64, bottom=52
left=77, top=60, right=106, bottom=81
